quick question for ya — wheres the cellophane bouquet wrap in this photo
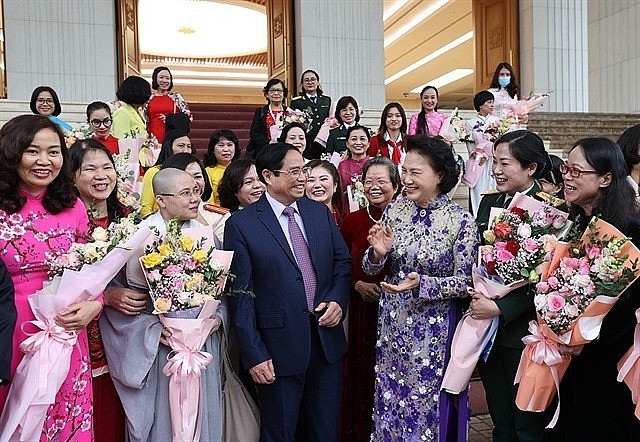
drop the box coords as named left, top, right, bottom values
left=617, top=308, right=640, bottom=420
left=139, top=219, right=233, bottom=442
left=514, top=217, right=640, bottom=427
left=441, top=193, right=570, bottom=394
left=0, top=214, right=151, bottom=441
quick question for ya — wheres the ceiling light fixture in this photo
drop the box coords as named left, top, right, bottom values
left=383, top=0, right=410, bottom=22
left=410, top=68, right=474, bottom=92
left=385, top=31, right=473, bottom=85
left=384, top=0, right=449, bottom=48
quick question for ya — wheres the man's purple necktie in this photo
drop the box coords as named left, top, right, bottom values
left=283, top=206, right=316, bottom=311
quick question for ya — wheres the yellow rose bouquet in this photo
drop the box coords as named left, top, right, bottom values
left=138, top=218, right=233, bottom=441
left=140, top=218, right=233, bottom=317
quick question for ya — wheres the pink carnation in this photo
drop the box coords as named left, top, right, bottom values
left=547, top=276, right=559, bottom=288
left=148, top=270, right=161, bottom=282
left=536, top=281, right=550, bottom=293
left=547, top=294, right=566, bottom=312
left=586, top=245, right=602, bottom=260
left=163, top=265, right=182, bottom=277
left=496, top=249, right=515, bottom=262
left=522, top=238, right=539, bottom=253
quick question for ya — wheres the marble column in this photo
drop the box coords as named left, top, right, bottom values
left=519, top=0, right=589, bottom=112
left=3, top=0, right=118, bottom=103
left=293, top=0, right=385, bottom=110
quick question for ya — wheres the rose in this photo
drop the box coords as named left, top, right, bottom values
left=180, top=236, right=195, bottom=252
left=493, top=222, right=512, bottom=238
left=91, top=227, right=109, bottom=242
left=148, top=269, right=161, bottom=282
left=162, top=264, right=182, bottom=277
left=547, top=276, right=559, bottom=288
left=193, top=249, right=207, bottom=263
left=522, top=238, right=539, bottom=253
left=487, top=260, right=497, bottom=275
left=153, top=297, right=171, bottom=314
left=176, top=291, right=191, bottom=303
left=517, top=224, right=532, bottom=239
left=158, top=243, right=173, bottom=257
left=565, top=303, right=579, bottom=318
left=510, top=206, right=526, bottom=219
left=83, top=243, right=104, bottom=261
left=496, top=249, right=514, bottom=262
left=547, top=294, right=566, bottom=312
left=209, top=258, right=222, bottom=270
left=505, top=240, right=520, bottom=255
left=552, top=216, right=567, bottom=230
left=483, top=230, right=496, bottom=244
left=537, top=281, right=550, bottom=293
left=141, top=252, right=163, bottom=268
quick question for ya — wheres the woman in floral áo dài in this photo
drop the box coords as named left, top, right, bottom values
left=0, top=115, right=99, bottom=440
left=364, top=135, right=478, bottom=441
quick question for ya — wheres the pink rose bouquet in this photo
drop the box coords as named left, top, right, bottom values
left=515, top=217, right=640, bottom=427
left=442, top=193, right=569, bottom=394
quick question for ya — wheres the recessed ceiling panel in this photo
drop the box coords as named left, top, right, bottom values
left=139, top=0, right=267, bottom=58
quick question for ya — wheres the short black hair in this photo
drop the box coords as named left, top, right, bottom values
left=263, top=78, right=288, bottom=101
left=155, top=129, right=194, bottom=166
left=405, top=135, right=460, bottom=194
left=218, top=159, right=255, bottom=212
left=151, top=66, right=173, bottom=91
left=617, top=124, right=640, bottom=175
left=116, top=76, right=152, bottom=106
left=30, top=86, right=62, bottom=116
left=68, top=138, right=127, bottom=221
left=255, top=142, right=299, bottom=184
left=298, top=69, right=323, bottom=96
left=161, top=152, right=212, bottom=202
left=334, top=96, right=360, bottom=124
left=204, top=129, right=240, bottom=167
left=86, top=101, right=112, bottom=120
left=494, top=130, right=551, bottom=180
left=278, top=122, right=307, bottom=143
left=473, top=90, right=494, bottom=112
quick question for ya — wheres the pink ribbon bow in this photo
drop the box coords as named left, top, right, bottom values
left=515, top=320, right=563, bottom=428
left=20, top=319, right=78, bottom=397
left=617, top=309, right=640, bottom=404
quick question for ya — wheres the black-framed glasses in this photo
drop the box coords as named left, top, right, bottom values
left=559, top=164, right=599, bottom=178
left=90, top=118, right=112, bottom=128
left=36, top=98, right=54, bottom=105
left=303, top=78, right=317, bottom=83
left=273, top=167, right=310, bottom=178
left=157, top=187, right=201, bottom=199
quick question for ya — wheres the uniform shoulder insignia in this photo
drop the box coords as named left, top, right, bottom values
left=536, top=191, right=565, bottom=207
left=204, top=204, right=230, bottom=215
left=481, top=189, right=500, bottom=195
left=291, top=96, right=303, bottom=101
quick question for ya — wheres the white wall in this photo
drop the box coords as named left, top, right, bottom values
left=3, top=0, right=118, bottom=105
left=519, top=0, right=589, bottom=112
left=294, top=0, right=385, bottom=110
left=588, top=0, right=640, bottom=113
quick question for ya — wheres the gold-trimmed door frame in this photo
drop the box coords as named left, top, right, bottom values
left=266, top=0, right=295, bottom=100
left=116, top=0, right=141, bottom=82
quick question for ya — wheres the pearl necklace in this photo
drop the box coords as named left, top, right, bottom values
left=366, top=205, right=381, bottom=223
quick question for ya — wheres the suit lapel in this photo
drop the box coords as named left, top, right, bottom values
left=255, top=196, right=298, bottom=268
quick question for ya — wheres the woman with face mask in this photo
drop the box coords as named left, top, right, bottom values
left=488, top=62, right=520, bottom=119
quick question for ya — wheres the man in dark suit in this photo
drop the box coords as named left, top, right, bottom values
left=224, top=142, right=351, bottom=441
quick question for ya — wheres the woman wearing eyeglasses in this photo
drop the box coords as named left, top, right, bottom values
left=290, top=69, right=331, bottom=159
left=472, top=130, right=556, bottom=442
left=86, top=101, right=119, bottom=155
left=548, top=138, right=640, bottom=441
left=246, top=78, right=288, bottom=159
left=29, top=85, right=73, bottom=131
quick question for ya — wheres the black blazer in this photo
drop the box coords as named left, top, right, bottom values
left=246, top=105, right=269, bottom=159
left=0, top=259, right=16, bottom=384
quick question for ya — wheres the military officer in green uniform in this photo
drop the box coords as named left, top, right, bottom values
left=471, top=130, right=558, bottom=442
left=325, top=96, right=361, bottom=156
left=290, top=69, right=331, bottom=159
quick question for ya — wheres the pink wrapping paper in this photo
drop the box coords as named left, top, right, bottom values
left=441, top=269, right=527, bottom=394
left=461, top=132, right=493, bottom=187
left=161, top=300, right=220, bottom=442
left=515, top=218, right=640, bottom=427
left=0, top=225, right=152, bottom=441
left=617, top=308, right=640, bottom=420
